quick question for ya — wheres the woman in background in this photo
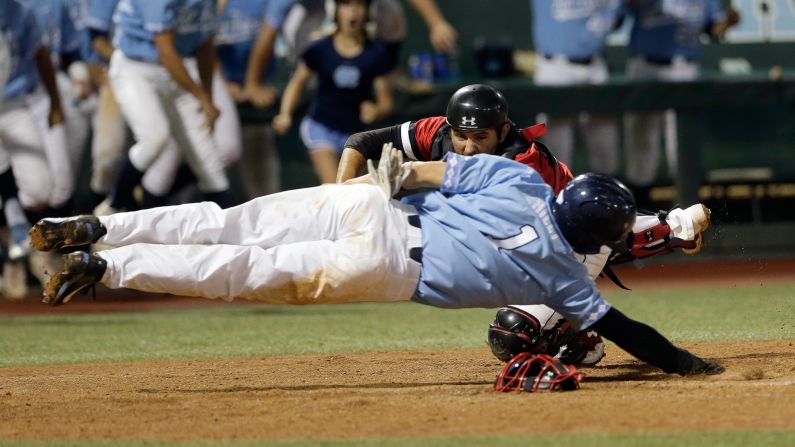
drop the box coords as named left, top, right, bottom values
left=273, top=0, right=393, bottom=184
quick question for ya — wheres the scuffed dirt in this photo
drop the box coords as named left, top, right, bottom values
left=1, top=341, right=794, bottom=442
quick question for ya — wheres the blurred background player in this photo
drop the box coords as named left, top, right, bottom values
left=25, top=0, right=93, bottom=217
left=85, top=0, right=241, bottom=210
left=95, top=0, right=231, bottom=215
left=84, top=0, right=129, bottom=209
left=623, top=0, right=739, bottom=206
left=0, top=35, right=9, bottom=96
left=530, top=0, right=624, bottom=174
left=203, top=0, right=284, bottom=199
left=0, top=0, right=64, bottom=299
left=272, top=0, right=394, bottom=184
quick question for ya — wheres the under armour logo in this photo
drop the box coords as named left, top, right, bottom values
left=461, top=116, right=476, bottom=126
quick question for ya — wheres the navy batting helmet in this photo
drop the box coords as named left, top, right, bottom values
left=445, top=84, right=508, bottom=131
left=552, top=173, right=636, bottom=255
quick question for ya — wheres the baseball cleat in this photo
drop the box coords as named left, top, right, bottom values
left=8, top=223, right=32, bottom=261
left=29, top=215, right=107, bottom=252
left=43, top=251, right=107, bottom=306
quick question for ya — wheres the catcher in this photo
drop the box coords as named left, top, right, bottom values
left=32, top=146, right=722, bottom=377
left=337, top=84, right=712, bottom=367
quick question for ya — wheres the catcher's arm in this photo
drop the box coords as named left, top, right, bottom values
left=343, top=148, right=445, bottom=191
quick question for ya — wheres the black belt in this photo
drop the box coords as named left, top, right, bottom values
left=544, top=53, right=597, bottom=66
left=642, top=55, right=695, bottom=66
left=407, top=214, right=423, bottom=265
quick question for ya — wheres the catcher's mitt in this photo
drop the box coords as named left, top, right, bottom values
left=494, top=353, right=583, bottom=393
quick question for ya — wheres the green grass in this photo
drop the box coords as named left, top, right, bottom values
left=2, top=430, right=795, bottom=447
left=0, top=283, right=793, bottom=368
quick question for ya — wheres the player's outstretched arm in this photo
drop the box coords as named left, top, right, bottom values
left=590, top=307, right=724, bottom=375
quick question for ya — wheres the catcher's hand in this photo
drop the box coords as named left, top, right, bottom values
left=367, top=143, right=411, bottom=198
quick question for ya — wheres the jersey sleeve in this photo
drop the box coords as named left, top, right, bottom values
left=140, top=0, right=180, bottom=33
left=513, top=144, right=574, bottom=195
left=86, top=0, right=119, bottom=32
left=440, top=153, right=542, bottom=195
left=398, top=116, right=445, bottom=161
left=265, top=0, right=298, bottom=29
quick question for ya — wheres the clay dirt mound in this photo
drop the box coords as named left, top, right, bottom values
left=1, top=340, right=794, bottom=442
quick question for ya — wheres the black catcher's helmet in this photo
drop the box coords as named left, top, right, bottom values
left=551, top=173, right=636, bottom=254
left=487, top=306, right=547, bottom=362
left=446, top=84, right=508, bottom=132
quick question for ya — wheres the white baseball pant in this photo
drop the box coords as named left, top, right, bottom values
left=0, top=92, right=53, bottom=210
left=624, top=56, right=699, bottom=186
left=108, top=50, right=229, bottom=193
left=141, top=67, right=241, bottom=196
left=95, top=184, right=421, bottom=304
left=0, top=35, right=9, bottom=106
left=534, top=55, right=619, bottom=174
left=89, top=78, right=129, bottom=195
left=25, top=83, right=75, bottom=207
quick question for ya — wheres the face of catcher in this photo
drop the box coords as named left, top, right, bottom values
left=450, top=124, right=510, bottom=156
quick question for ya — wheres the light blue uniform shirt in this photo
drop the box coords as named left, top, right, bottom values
left=629, top=0, right=726, bottom=60
left=85, top=0, right=118, bottom=32
left=113, top=0, right=217, bottom=62
left=532, top=0, right=625, bottom=59
left=264, top=0, right=324, bottom=29
left=23, top=0, right=82, bottom=61
left=215, top=0, right=277, bottom=84
left=1, top=0, right=43, bottom=99
left=403, top=154, right=611, bottom=331
left=65, top=0, right=104, bottom=64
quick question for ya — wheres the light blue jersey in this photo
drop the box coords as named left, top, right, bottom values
left=532, top=0, right=625, bottom=59
left=113, top=0, right=217, bottom=62
left=85, top=0, right=118, bottom=32
left=403, top=154, right=610, bottom=331
left=1, top=0, right=43, bottom=99
left=23, top=0, right=82, bottom=62
left=629, top=0, right=725, bottom=60
left=65, top=0, right=104, bottom=64
left=215, top=0, right=276, bottom=84
left=264, top=0, right=324, bottom=29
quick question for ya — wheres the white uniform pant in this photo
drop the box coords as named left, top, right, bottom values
left=0, top=36, right=9, bottom=106
left=142, top=68, right=242, bottom=196
left=93, top=66, right=240, bottom=196
left=108, top=50, right=229, bottom=193
left=90, top=79, right=129, bottom=195
left=624, top=56, right=699, bottom=186
left=534, top=55, right=619, bottom=174
left=96, top=184, right=421, bottom=304
left=0, top=93, right=52, bottom=210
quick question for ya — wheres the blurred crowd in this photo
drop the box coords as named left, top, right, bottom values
left=0, top=0, right=739, bottom=299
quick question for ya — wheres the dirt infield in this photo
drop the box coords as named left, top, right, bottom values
left=1, top=258, right=794, bottom=442
left=1, top=341, right=794, bottom=442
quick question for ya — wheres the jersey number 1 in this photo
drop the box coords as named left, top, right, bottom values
left=487, top=225, right=539, bottom=250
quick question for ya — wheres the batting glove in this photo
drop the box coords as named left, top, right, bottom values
left=367, top=143, right=412, bottom=199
